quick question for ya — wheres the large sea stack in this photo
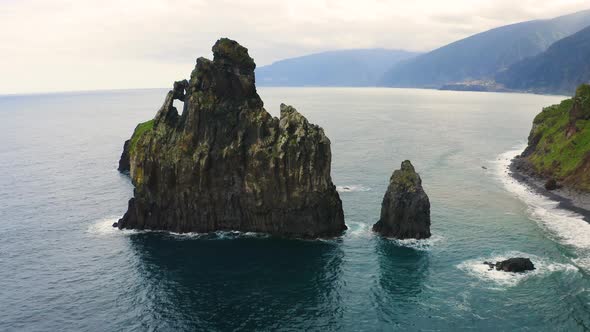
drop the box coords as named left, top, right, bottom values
left=117, top=38, right=346, bottom=237
left=373, top=160, right=431, bottom=239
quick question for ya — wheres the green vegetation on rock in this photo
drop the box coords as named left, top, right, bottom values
left=521, top=84, right=590, bottom=190
left=116, top=38, right=345, bottom=237
left=373, top=160, right=431, bottom=239
left=129, top=119, right=154, bottom=154
left=390, top=160, right=421, bottom=193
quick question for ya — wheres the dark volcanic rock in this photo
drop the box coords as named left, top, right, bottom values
left=116, top=38, right=346, bottom=238
left=545, top=179, right=558, bottom=191
left=494, top=258, right=535, bottom=272
left=117, top=139, right=131, bottom=173
left=373, top=160, right=431, bottom=239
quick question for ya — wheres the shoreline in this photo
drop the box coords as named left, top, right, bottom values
left=509, top=157, right=590, bottom=222
left=1, top=86, right=568, bottom=98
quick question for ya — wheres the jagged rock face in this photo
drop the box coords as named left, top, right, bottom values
left=117, top=38, right=346, bottom=237
left=117, top=139, right=130, bottom=173
left=373, top=160, right=431, bottom=239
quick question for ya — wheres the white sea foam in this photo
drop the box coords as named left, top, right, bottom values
left=457, top=251, right=578, bottom=288
left=343, top=220, right=443, bottom=249
left=88, top=218, right=273, bottom=240
left=493, top=147, right=590, bottom=271
left=385, top=234, right=444, bottom=251
left=87, top=216, right=138, bottom=236
left=168, top=230, right=270, bottom=240
left=345, top=221, right=372, bottom=238
left=336, top=185, right=371, bottom=193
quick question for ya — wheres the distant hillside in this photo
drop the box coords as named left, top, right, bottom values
left=381, top=10, right=590, bottom=88
left=256, top=49, right=419, bottom=87
left=496, top=25, right=590, bottom=95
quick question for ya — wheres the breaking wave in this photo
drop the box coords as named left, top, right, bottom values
left=494, top=147, right=590, bottom=272
left=337, top=185, right=371, bottom=193
left=457, top=251, right=578, bottom=288
left=384, top=234, right=444, bottom=251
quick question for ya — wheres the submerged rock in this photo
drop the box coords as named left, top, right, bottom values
left=373, top=160, right=431, bottom=239
left=116, top=38, right=345, bottom=237
left=493, top=258, right=535, bottom=272
left=544, top=179, right=558, bottom=191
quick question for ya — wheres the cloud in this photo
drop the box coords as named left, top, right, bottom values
left=0, top=0, right=588, bottom=93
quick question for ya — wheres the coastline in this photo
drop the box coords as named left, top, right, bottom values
left=509, top=156, right=590, bottom=222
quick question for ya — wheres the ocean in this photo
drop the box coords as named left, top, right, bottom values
left=0, top=87, right=588, bottom=331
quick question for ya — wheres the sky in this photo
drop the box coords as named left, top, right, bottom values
left=1, top=0, right=588, bottom=94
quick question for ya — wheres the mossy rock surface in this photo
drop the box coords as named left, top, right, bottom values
left=520, top=84, right=590, bottom=191
left=129, top=120, right=154, bottom=154
left=373, top=160, right=431, bottom=239
left=116, top=38, right=345, bottom=237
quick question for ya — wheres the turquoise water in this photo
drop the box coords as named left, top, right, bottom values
left=0, top=88, right=588, bottom=331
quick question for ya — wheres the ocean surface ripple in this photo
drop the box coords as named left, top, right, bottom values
left=0, top=88, right=588, bottom=331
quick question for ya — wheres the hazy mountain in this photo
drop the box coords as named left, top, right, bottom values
left=380, top=9, right=590, bottom=88
left=256, top=49, right=419, bottom=87
left=496, top=25, right=590, bottom=95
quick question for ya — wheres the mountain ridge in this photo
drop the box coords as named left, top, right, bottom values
left=380, top=9, right=590, bottom=88
left=496, top=25, right=590, bottom=95
left=256, top=49, right=419, bottom=87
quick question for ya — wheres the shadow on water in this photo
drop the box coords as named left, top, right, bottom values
left=126, top=233, right=345, bottom=331
left=372, top=238, right=430, bottom=327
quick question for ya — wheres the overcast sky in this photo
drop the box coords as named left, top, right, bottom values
left=1, top=0, right=588, bottom=94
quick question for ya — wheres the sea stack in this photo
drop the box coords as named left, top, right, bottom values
left=116, top=38, right=346, bottom=237
left=373, top=160, right=431, bottom=239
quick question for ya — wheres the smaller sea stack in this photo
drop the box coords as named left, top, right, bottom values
left=373, top=160, right=431, bottom=239
left=484, top=258, right=535, bottom=273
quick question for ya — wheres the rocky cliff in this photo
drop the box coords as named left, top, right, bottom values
left=512, top=84, right=590, bottom=191
left=117, top=38, right=346, bottom=237
left=373, top=160, right=431, bottom=239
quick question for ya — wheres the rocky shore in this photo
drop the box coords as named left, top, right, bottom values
left=509, top=157, right=590, bottom=221
left=508, top=84, right=590, bottom=222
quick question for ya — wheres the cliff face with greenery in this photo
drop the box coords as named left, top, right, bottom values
left=497, top=25, right=590, bottom=95
left=515, top=84, right=590, bottom=191
left=117, top=38, right=346, bottom=237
